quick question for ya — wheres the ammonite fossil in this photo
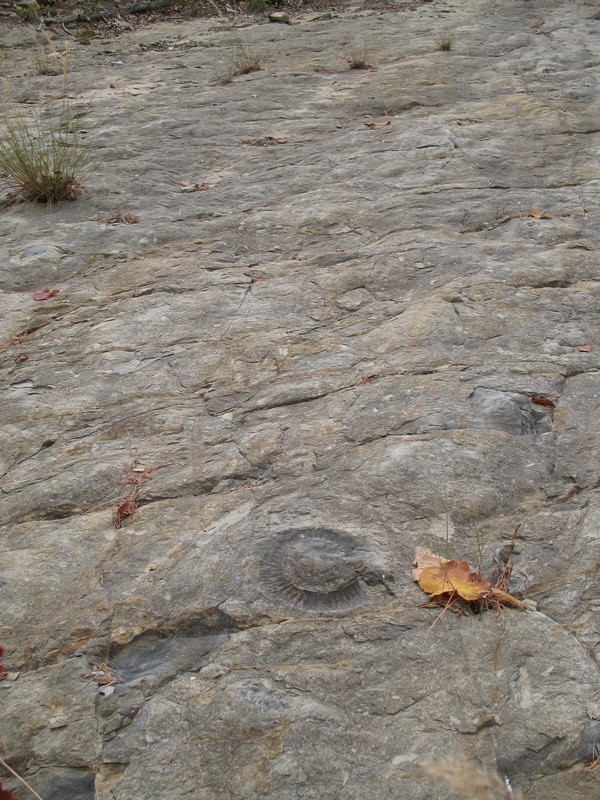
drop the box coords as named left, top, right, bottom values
left=260, top=528, right=368, bottom=612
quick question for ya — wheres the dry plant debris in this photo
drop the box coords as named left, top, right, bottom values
left=0, top=324, right=45, bottom=354
left=32, top=288, right=60, bottom=301
left=521, top=208, right=551, bottom=219
left=585, top=742, right=600, bottom=773
left=95, top=210, right=140, bottom=224
left=179, top=181, right=209, bottom=192
left=85, top=659, right=122, bottom=696
left=112, top=462, right=173, bottom=528
left=413, top=549, right=527, bottom=612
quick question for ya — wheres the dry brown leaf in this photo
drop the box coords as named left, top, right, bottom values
left=112, top=495, right=139, bottom=529
left=531, top=394, right=555, bottom=408
left=413, top=550, right=490, bottom=601
left=522, top=208, right=551, bottom=220
left=413, top=549, right=527, bottom=610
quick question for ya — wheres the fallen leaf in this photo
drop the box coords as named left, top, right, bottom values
left=522, top=208, right=551, bottom=220
left=364, top=122, right=377, bottom=128
left=579, top=344, right=592, bottom=352
left=413, top=549, right=527, bottom=610
left=14, top=354, right=28, bottom=364
left=413, top=550, right=491, bottom=601
left=531, top=394, right=555, bottom=408
left=112, top=496, right=139, bottom=529
left=32, top=288, right=60, bottom=301
left=383, top=120, right=392, bottom=126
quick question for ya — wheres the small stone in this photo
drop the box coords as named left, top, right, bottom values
left=269, top=12, right=290, bottom=24
left=200, top=664, right=230, bottom=679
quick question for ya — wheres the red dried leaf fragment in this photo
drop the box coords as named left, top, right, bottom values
left=531, top=394, right=555, bottom=408
left=112, top=495, right=139, bottom=529
left=0, top=784, right=18, bottom=800
left=112, top=462, right=174, bottom=528
left=32, top=288, right=60, bottom=301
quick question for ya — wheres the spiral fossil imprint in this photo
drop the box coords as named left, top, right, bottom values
left=260, top=528, right=367, bottom=611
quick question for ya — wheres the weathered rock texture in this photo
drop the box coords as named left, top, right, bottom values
left=1, top=1, right=599, bottom=798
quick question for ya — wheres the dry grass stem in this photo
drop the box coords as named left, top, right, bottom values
left=585, top=742, right=600, bottom=772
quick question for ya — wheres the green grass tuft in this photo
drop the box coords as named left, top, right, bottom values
left=0, top=98, right=93, bottom=204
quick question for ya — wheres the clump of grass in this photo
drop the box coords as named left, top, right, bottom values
left=244, top=0, right=268, bottom=12
left=424, top=754, right=523, bottom=800
left=434, top=28, right=457, bottom=51
left=344, top=40, right=372, bottom=70
left=215, top=39, right=265, bottom=84
left=0, top=77, right=93, bottom=204
left=231, top=39, right=264, bottom=75
left=16, top=3, right=40, bottom=23
left=34, top=49, right=63, bottom=76
left=74, top=27, right=96, bottom=45
left=33, top=39, right=68, bottom=77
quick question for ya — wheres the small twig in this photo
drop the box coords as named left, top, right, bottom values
left=0, top=757, right=45, bottom=800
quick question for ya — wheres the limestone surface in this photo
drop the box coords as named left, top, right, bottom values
left=1, top=1, right=599, bottom=798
